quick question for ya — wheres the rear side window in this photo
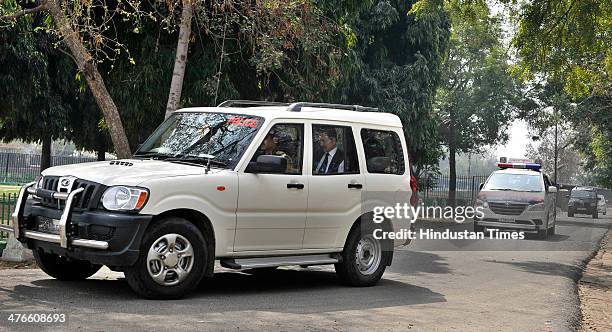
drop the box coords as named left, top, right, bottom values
left=360, top=129, right=405, bottom=175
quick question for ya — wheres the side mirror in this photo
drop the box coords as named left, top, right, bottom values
left=548, top=186, right=558, bottom=193
left=246, top=155, right=287, bottom=174
left=479, top=183, right=484, bottom=191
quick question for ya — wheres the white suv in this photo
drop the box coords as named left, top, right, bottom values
left=4, top=101, right=413, bottom=299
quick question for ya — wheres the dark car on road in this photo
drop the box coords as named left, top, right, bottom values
left=568, top=187, right=599, bottom=219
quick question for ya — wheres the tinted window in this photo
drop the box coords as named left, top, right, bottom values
left=571, top=190, right=596, bottom=198
left=360, top=129, right=405, bottom=175
left=250, top=123, right=304, bottom=174
left=312, top=125, right=359, bottom=175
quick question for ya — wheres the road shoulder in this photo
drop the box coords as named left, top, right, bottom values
left=579, top=230, right=611, bottom=331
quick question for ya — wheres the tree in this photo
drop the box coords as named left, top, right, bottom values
left=0, top=9, right=75, bottom=171
left=1, top=0, right=133, bottom=158
left=327, top=0, right=451, bottom=177
left=511, top=0, right=612, bottom=188
left=436, top=1, right=524, bottom=206
left=164, top=0, right=195, bottom=119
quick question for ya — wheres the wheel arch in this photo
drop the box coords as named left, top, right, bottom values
left=150, top=209, right=216, bottom=277
left=344, top=212, right=395, bottom=266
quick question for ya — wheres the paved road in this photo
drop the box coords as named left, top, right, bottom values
left=0, top=211, right=610, bottom=331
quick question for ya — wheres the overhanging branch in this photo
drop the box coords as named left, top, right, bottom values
left=0, top=1, right=48, bottom=21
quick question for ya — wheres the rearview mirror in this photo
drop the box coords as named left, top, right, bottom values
left=246, top=155, right=287, bottom=174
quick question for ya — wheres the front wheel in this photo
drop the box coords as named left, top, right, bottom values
left=125, top=217, right=207, bottom=299
left=335, top=224, right=390, bottom=287
left=33, top=250, right=101, bottom=280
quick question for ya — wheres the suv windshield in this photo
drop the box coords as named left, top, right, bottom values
left=571, top=190, right=596, bottom=198
left=135, top=112, right=263, bottom=168
left=483, top=173, right=543, bottom=192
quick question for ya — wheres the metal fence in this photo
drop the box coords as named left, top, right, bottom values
left=0, top=193, right=17, bottom=239
left=421, top=174, right=489, bottom=206
left=0, top=152, right=97, bottom=184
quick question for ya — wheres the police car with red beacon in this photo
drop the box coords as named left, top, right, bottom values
left=474, top=160, right=558, bottom=238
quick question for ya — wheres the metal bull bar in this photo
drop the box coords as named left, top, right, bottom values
left=0, top=182, right=108, bottom=250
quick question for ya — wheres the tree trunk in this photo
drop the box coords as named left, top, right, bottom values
left=164, top=0, right=194, bottom=120
left=40, top=134, right=52, bottom=172
left=448, top=108, right=457, bottom=208
left=45, top=0, right=132, bottom=159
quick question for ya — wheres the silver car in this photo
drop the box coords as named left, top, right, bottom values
left=474, top=163, right=557, bottom=239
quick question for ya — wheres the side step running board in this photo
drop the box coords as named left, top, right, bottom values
left=220, top=254, right=341, bottom=270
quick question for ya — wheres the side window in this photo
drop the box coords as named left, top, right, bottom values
left=360, top=129, right=405, bottom=175
left=312, top=125, right=359, bottom=175
left=250, top=123, right=303, bottom=174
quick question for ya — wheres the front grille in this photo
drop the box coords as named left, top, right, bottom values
left=39, top=176, right=104, bottom=210
left=489, top=202, right=528, bottom=216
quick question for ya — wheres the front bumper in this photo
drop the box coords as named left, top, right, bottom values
left=474, top=206, right=547, bottom=234
left=0, top=183, right=152, bottom=266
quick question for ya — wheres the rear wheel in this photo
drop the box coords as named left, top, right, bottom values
left=33, top=250, right=101, bottom=280
left=335, top=223, right=390, bottom=287
left=125, top=217, right=207, bottom=299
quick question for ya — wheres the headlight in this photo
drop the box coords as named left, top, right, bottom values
left=475, top=199, right=489, bottom=208
left=101, top=186, right=149, bottom=211
left=529, top=203, right=545, bottom=211
left=34, top=176, right=43, bottom=189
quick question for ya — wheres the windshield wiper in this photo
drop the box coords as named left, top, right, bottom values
left=133, top=152, right=172, bottom=159
left=165, top=155, right=228, bottom=168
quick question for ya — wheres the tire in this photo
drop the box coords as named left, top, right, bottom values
left=547, top=224, right=555, bottom=236
left=568, top=209, right=574, bottom=217
left=473, top=223, right=485, bottom=233
left=124, top=217, right=208, bottom=299
left=335, top=222, right=390, bottom=287
left=592, top=210, right=598, bottom=219
left=33, top=250, right=101, bottom=281
left=538, top=227, right=549, bottom=239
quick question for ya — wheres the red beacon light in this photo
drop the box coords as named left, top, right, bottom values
left=497, top=162, right=542, bottom=171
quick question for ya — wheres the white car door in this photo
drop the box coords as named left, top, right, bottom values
left=304, top=122, right=365, bottom=249
left=235, top=121, right=308, bottom=251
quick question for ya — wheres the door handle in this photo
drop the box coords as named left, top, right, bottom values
left=287, top=183, right=304, bottom=189
left=348, top=183, right=363, bottom=189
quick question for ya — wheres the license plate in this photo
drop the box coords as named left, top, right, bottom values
left=38, top=217, right=61, bottom=234
left=499, top=218, right=515, bottom=223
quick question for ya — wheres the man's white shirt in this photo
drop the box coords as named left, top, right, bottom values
left=315, top=146, right=344, bottom=173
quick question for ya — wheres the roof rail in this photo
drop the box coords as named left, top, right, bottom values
left=287, top=102, right=378, bottom=112
left=216, top=100, right=378, bottom=112
left=217, top=100, right=289, bottom=108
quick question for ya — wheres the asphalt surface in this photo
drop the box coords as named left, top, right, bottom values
left=0, top=211, right=610, bottom=331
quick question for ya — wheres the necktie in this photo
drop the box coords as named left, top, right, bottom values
left=319, top=153, right=330, bottom=173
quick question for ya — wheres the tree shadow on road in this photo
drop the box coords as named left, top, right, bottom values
left=4, top=268, right=445, bottom=315
left=483, top=260, right=583, bottom=281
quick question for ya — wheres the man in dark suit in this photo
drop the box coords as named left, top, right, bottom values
left=314, top=128, right=345, bottom=174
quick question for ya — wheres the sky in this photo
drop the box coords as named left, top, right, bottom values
left=494, top=119, right=531, bottom=159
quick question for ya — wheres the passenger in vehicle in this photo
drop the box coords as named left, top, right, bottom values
left=314, top=128, right=345, bottom=174
left=254, top=129, right=294, bottom=171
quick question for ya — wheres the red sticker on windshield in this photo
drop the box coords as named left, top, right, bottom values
left=227, top=117, right=259, bottom=128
